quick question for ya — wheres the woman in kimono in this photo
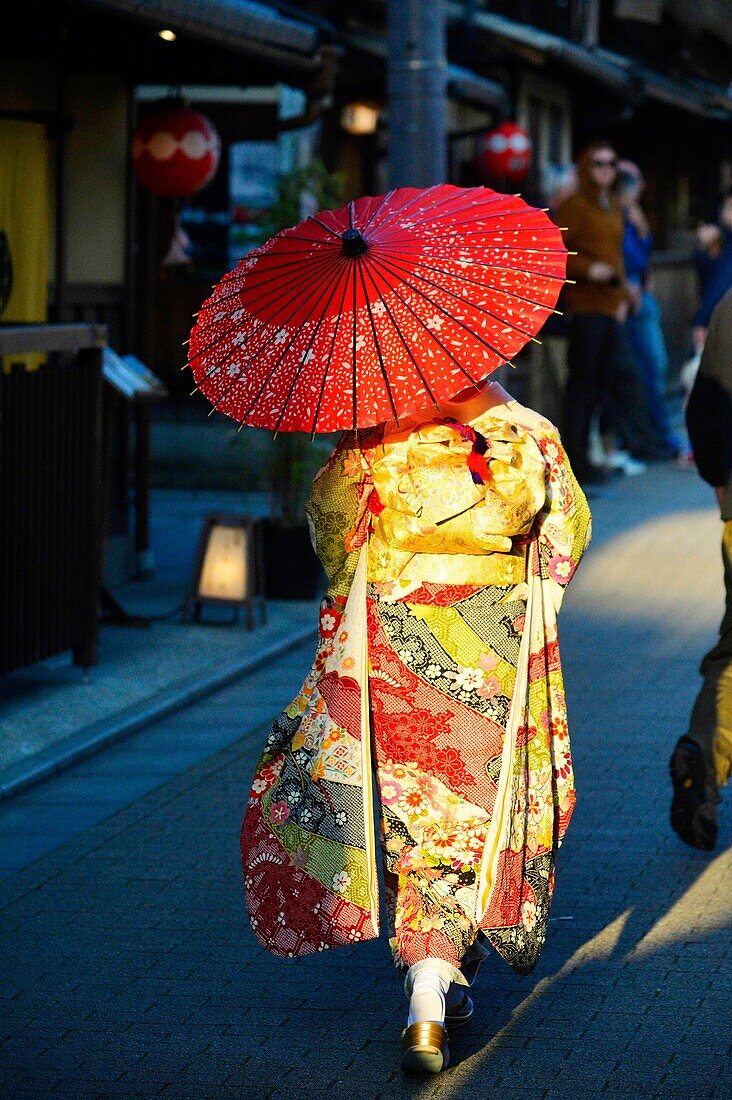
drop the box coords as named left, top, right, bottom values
left=241, top=375, right=590, bottom=1073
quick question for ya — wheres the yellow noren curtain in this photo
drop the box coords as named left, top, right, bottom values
left=0, top=119, right=51, bottom=371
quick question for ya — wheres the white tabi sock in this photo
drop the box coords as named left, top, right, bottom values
left=406, top=966, right=451, bottom=1027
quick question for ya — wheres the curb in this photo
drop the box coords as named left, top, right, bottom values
left=0, top=624, right=317, bottom=804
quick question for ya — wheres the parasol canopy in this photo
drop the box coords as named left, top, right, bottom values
left=187, top=184, right=568, bottom=433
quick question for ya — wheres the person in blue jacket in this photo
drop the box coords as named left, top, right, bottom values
left=617, top=161, right=682, bottom=458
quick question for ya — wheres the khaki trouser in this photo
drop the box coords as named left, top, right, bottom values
left=687, top=520, right=732, bottom=801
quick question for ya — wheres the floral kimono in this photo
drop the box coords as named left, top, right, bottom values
left=241, top=401, right=591, bottom=976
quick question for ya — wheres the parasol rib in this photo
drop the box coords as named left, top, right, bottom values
left=228, top=250, right=340, bottom=282
left=311, top=270, right=352, bottom=434
left=213, top=253, right=351, bottom=423
left=366, top=245, right=564, bottom=312
left=372, top=210, right=559, bottom=243
left=272, top=256, right=351, bottom=433
left=379, top=215, right=565, bottom=234
left=393, top=257, right=553, bottom=341
left=360, top=188, right=440, bottom=236
left=382, top=185, right=517, bottom=228
left=358, top=241, right=568, bottom=284
left=357, top=259, right=399, bottom=423
left=372, top=258, right=531, bottom=366
left=191, top=251, right=351, bottom=390
left=360, top=190, right=395, bottom=233
left=351, top=234, right=358, bottom=429
left=367, top=244, right=561, bottom=324
left=191, top=252, right=341, bottom=336
left=307, top=215, right=341, bottom=239
left=189, top=243, right=347, bottom=364
left=359, top=257, right=440, bottom=411
left=385, top=232, right=567, bottom=250
left=365, top=255, right=484, bottom=385
left=369, top=249, right=557, bottom=345
left=368, top=251, right=513, bottom=371
left=370, top=185, right=496, bottom=236
left=272, top=233, right=341, bottom=246
left=417, top=197, right=519, bottom=226
left=192, top=266, right=343, bottom=338
left=374, top=227, right=567, bottom=250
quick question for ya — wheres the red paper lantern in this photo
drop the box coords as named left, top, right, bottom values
left=132, top=107, right=221, bottom=199
left=475, top=122, right=532, bottom=185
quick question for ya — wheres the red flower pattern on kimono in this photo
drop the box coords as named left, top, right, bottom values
left=240, top=403, right=591, bottom=977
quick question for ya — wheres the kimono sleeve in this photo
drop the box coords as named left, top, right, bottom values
left=533, top=426, right=592, bottom=612
left=305, top=431, right=372, bottom=598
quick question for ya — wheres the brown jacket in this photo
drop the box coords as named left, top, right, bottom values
left=554, top=148, right=628, bottom=318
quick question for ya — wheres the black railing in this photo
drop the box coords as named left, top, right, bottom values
left=0, top=323, right=107, bottom=674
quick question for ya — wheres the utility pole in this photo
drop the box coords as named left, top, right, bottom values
left=386, top=0, right=447, bottom=188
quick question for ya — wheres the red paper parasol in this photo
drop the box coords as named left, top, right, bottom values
left=187, top=184, right=567, bottom=433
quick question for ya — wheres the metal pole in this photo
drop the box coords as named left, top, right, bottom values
left=134, top=403, right=154, bottom=577
left=387, top=0, right=448, bottom=188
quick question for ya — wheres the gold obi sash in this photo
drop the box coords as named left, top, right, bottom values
left=367, top=415, right=546, bottom=588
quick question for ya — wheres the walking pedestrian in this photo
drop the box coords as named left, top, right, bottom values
left=693, top=192, right=732, bottom=352
left=617, top=160, right=683, bottom=458
left=554, top=142, right=632, bottom=483
left=670, top=287, right=732, bottom=850
left=241, top=377, right=590, bottom=1071
left=187, top=180, right=590, bottom=1076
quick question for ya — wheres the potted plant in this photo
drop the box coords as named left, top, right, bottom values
left=259, top=160, right=344, bottom=599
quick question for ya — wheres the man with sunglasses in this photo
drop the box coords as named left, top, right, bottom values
left=555, top=142, right=632, bottom=484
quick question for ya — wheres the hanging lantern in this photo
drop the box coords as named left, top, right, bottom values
left=132, top=107, right=221, bottom=199
left=475, top=122, right=532, bottom=185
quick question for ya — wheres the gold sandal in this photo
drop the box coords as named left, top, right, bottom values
left=400, top=1021, right=450, bottom=1074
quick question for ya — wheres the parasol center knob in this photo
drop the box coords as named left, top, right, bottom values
left=341, top=228, right=368, bottom=257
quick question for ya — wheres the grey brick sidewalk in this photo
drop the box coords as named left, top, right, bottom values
left=1, top=466, right=730, bottom=1099
left=0, top=485, right=319, bottom=790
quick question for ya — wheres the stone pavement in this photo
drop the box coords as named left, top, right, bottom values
left=0, top=656, right=310, bottom=878
left=1, top=464, right=730, bottom=1099
left=0, top=486, right=319, bottom=793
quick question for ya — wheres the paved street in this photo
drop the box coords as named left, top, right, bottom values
left=0, top=485, right=318, bottom=791
left=1, top=465, right=730, bottom=1099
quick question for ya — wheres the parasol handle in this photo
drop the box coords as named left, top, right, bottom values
left=341, top=228, right=368, bottom=257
